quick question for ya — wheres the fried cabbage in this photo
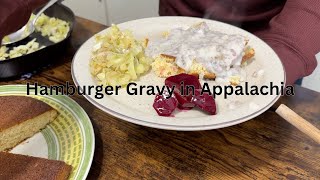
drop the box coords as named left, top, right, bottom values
left=0, top=14, right=69, bottom=60
left=0, top=47, right=9, bottom=60
left=90, top=25, right=153, bottom=87
left=33, top=14, right=70, bottom=43
left=0, top=39, right=45, bottom=60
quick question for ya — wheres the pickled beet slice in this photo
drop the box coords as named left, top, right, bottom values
left=165, top=73, right=201, bottom=109
left=191, top=89, right=217, bottom=115
left=174, top=91, right=195, bottom=110
left=153, top=92, right=178, bottom=116
left=177, top=105, right=193, bottom=110
left=165, top=73, right=201, bottom=92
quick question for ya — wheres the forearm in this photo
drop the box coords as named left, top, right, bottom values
left=0, top=0, right=47, bottom=40
left=254, top=0, right=319, bottom=85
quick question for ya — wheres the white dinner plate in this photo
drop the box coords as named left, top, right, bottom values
left=72, top=16, right=285, bottom=131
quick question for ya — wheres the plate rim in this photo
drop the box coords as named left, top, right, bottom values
left=0, top=84, right=95, bottom=180
left=71, top=16, right=286, bottom=131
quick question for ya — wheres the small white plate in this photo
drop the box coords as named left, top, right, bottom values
left=0, top=85, right=95, bottom=180
left=72, top=16, right=285, bottom=131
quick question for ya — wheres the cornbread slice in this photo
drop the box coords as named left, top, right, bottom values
left=0, top=152, right=72, bottom=180
left=0, top=96, right=58, bottom=151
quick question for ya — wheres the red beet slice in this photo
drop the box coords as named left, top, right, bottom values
left=153, top=91, right=178, bottom=116
left=177, top=104, right=194, bottom=110
left=165, top=73, right=201, bottom=93
left=174, top=90, right=195, bottom=109
left=191, top=89, right=217, bottom=115
left=165, top=73, right=201, bottom=109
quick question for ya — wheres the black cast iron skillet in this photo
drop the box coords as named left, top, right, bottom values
left=0, top=3, right=75, bottom=79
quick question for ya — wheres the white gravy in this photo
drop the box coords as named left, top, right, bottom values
left=146, top=22, right=246, bottom=78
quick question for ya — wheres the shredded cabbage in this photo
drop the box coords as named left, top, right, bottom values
left=9, top=39, right=45, bottom=59
left=0, top=39, right=45, bottom=60
left=0, top=13, right=69, bottom=60
left=0, top=46, right=9, bottom=60
left=33, top=14, right=70, bottom=43
left=90, top=25, right=153, bottom=87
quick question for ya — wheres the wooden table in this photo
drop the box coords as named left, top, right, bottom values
left=1, top=17, right=320, bottom=179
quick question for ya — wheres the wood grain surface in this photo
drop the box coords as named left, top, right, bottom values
left=1, top=17, right=320, bottom=179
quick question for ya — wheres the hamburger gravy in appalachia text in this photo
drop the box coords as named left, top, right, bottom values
left=26, top=82, right=294, bottom=99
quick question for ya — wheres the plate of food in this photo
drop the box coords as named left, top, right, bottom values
left=0, top=85, right=94, bottom=180
left=0, top=3, right=74, bottom=78
left=72, top=16, right=285, bottom=130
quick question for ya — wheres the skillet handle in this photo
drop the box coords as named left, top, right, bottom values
left=276, top=104, right=320, bottom=144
